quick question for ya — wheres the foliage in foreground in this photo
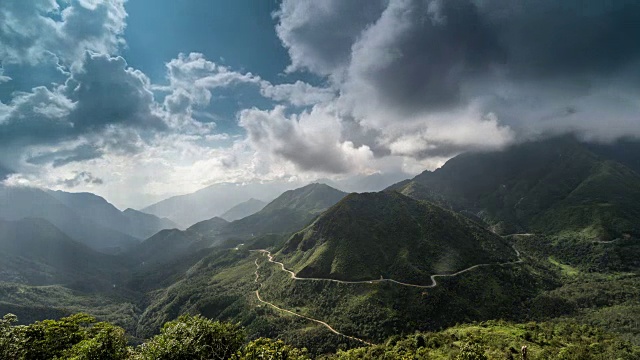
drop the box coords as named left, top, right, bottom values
left=3, top=313, right=640, bottom=359
left=1, top=313, right=308, bottom=360
left=333, top=320, right=640, bottom=360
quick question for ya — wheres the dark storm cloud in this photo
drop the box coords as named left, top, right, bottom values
left=275, top=0, right=387, bottom=75
left=339, top=116, right=391, bottom=158
left=280, top=0, right=640, bottom=111
left=273, top=0, right=640, bottom=164
left=0, top=52, right=165, bottom=152
left=352, top=0, right=503, bottom=113
left=484, top=0, right=640, bottom=78
left=64, top=52, right=166, bottom=132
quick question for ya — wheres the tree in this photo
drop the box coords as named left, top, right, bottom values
left=62, top=322, right=130, bottom=360
left=134, top=314, right=244, bottom=360
left=21, top=313, right=97, bottom=360
left=0, top=313, right=24, bottom=359
left=235, top=338, right=309, bottom=360
left=456, top=342, right=488, bottom=360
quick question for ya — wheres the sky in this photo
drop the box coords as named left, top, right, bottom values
left=1, top=0, right=639, bottom=209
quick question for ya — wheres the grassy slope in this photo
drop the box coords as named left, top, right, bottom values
left=279, top=192, right=516, bottom=283
left=220, top=183, right=347, bottom=240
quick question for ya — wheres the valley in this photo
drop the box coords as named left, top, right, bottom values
left=1, top=137, right=640, bottom=357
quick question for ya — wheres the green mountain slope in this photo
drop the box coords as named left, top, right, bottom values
left=391, top=136, right=640, bottom=239
left=132, top=184, right=347, bottom=265
left=221, top=183, right=347, bottom=239
left=279, top=192, right=516, bottom=283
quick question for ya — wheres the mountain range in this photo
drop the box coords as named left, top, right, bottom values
left=135, top=183, right=347, bottom=264
left=141, top=173, right=408, bottom=228
left=0, top=186, right=175, bottom=253
left=0, top=218, right=130, bottom=286
left=391, top=136, right=640, bottom=240
left=1, top=135, right=640, bottom=354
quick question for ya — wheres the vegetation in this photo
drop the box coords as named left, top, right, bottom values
left=332, top=320, right=640, bottom=359
left=394, top=136, right=640, bottom=240
left=2, top=138, right=640, bottom=357
left=279, top=191, right=516, bottom=283
left=2, top=314, right=639, bottom=359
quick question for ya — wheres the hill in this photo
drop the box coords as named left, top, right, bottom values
left=390, top=136, right=640, bottom=240
left=220, top=183, right=347, bottom=240
left=219, top=198, right=266, bottom=221
left=132, top=184, right=346, bottom=265
left=141, top=182, right=295, bottom=228
left=48, top=190, right=176, bottom=239
left=134, top=217, right=229, bottom=265
left=0, top=218, right=129, bottom=286
left=279, top=191, right=516, bottom=283
left=0, top=186, right=139, bottom=253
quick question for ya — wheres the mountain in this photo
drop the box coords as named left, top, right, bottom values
left=318, top=172, right=411, bottom=193
left=48, top=190, right=176, bottom=239
left=141, top=182, right=296, bottom=228
left=0, top=218, right=129, bottom=286
left=279, top=191, right=516, bottom=283
left=220, top=183, right=348, bottom=239
left=219, top=198, right=266, bottom=221
left=389, top=136, right=640, bottom=240
left=0, top=186, right=138, bottom=253
left=140, top=174, right=407, bottom=229
left=121, top=208, right=178, bottom=238
left=135, top=216, right=229, bottom=264
left=588, top=137, right=640, bottom=175
left=187, top=216, right=229, bottom=237
left=134, top=184, right=347, bottom=265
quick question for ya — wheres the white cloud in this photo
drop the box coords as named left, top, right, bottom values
left=0, top=0, right=126, bottom=66
left=260, top=80, right=336, bottom=107
left=239, top=105, right=374, bottom=174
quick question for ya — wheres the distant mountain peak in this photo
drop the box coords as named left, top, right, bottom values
left=220, top=198, right=267, bottom=222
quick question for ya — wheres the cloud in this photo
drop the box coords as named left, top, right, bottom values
left=275, top=0, right=387, bottom=75
left=0, top=52, right=165, bottom=149
left=273, top=0, right=640, bottom=167
left=260, top=80, right=336, bottom=107
left=0, top=51, right=167, bottom=183
left=163, top=53, right=261, bottom=113
left=64, top=52, right=165, bottom=131
left=0, top=0, right=126, bottom=66
left=26, top=143, right=104, bottom=168
left=239, top=105, right=373, bottom=174
left=0, top=67, right=10, bottom=83
left=57, top=171, right=104, bottom=188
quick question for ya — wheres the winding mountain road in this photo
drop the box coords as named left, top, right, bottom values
left=251, top=244, right=523, bottom=346
left=253, top=245, right=523, bottom=289
left=253, top=258, right=373, bottom=346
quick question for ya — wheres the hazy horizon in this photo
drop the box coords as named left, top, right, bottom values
left=2, top=0, right=639, bottom=209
